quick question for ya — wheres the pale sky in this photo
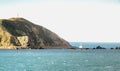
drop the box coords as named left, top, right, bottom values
left=0, top=0, right=120, bottom=42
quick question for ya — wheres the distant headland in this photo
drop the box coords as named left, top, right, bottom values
left=0, top=17, right=72, bottom=49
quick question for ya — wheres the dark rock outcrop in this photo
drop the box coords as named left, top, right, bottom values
left=0, top=17, right=72, bottom=49
left=94, top=46, right=106, bottom=49
left=115, top=46, right=120, bottom=49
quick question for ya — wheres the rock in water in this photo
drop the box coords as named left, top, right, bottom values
left=0, top=17, right=72, bottom=49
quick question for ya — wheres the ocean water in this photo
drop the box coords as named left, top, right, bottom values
left=0, top=42, right=120, bottom=71
left=70, top=42, right=120, bottom=48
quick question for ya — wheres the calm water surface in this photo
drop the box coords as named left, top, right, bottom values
left=0, top=49, right=120, bottom=71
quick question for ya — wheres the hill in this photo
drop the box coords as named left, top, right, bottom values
left=0, top=17, right=72, bottom=49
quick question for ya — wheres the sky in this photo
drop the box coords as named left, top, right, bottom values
left=0, top=0, right=120, bottom=42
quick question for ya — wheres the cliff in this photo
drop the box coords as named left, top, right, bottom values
left=0, top=17, right=72, bottom=49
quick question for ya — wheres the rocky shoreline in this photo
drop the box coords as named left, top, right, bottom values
left=71, top=45, right=120, bottom=50
left=0, top=45, right=120, bottom=50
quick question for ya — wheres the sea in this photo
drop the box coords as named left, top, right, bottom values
left=69, top=42, right=120, bottom=48
left=0, top=42, right=120, bottom=71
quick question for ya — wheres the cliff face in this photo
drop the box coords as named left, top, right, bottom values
left=0, top=17, right=71, bottom=49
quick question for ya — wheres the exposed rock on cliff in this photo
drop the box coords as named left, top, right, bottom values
left=0, top=17, right=71, bottom=49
